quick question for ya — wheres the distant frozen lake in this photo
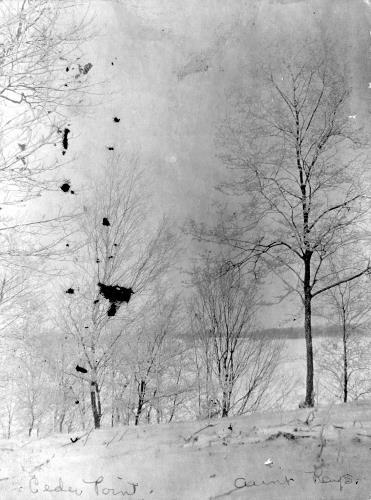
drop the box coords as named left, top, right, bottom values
left=275, top=336, right=371, bottom=410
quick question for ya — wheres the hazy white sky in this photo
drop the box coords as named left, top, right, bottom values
left=60, top=0, right=370, bottom=328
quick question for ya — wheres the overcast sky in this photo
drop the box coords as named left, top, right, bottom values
left=61, top=0, right=371, bottom=328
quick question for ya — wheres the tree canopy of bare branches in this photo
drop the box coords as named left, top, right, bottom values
left=190, top=255, right=281, bottom=417
left=0, top=0, right=91, bottom=262
left=193, top=42, right=371, bottom=407
left=61, top=153, right=176, bottom=428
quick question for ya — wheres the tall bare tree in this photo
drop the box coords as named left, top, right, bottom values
left=194, top=43, right=371, bottom=407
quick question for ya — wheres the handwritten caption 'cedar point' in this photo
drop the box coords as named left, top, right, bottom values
left=29, top=475, right=140, bottom=497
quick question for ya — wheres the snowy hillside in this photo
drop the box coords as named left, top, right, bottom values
left=1, top=401, right=371, bottom=499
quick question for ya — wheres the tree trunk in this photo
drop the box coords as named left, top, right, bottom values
left=90, top=381, right=101, bottom=429
left=80, top=380, right=86, bottom=430
left=220, top=357, right=230, bottom=417
left=28, top=416, right=34, bottom=437
left=205, top=342, right=211, bottom=418
left=342, top=319, right=348, bottom=403
left=304, top=255, right=314, bottom=407
left=146, top=405, right=152, bottom=424
left=221, top=382, right=230, bottom=417
left=97, top=387, right=102, bottom=420
left=111, top=368, right=115, bottom=428
left=135, top=379, right=146, bottom=426
left=221, top=392, right=229, bottom=417
left=59, top=415, right=65, bottom=433
left=156, top=392, right=162, bottom=424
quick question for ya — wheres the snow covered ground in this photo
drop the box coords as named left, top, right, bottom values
left=1, top=400, right=371, bottom=499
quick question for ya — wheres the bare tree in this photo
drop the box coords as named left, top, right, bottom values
left=193, top=42, right=371, bottom=408
left=38, top=325, right=82, bottom=433
left=0, top=374, right=18, bottom=439
left=189, top=311, right=213, bottom=419
left=61, top=154, right=176, bottom=429
left=190, top=255, right=281, bottom=417
left=0, top=1, right=91, bottom=263
left=14, top=349, right=51, bottom=437
left=126, top=290, right=187, bottom=425
left=0, top=3, right=91, bottom=411
left=316, top=255, right=371, bottom=403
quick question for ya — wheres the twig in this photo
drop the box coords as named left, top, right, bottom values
left=356, top=432, right=371, bottom=438
left=209, top=486, right=239, bottom=499
left=317, top=425, right=327, bottom=461
left=104, top=431, right=119, bottom=447
left=183, top=424, right=215, bottom=443
left=304, top=410, right=316, bottom=426
left=266, top=431, right=296, bottom=441
left=83, top=426, right=94, bottom=446
left=118, top=429, right=129, bottom=441
left=61, top=427, right=94, bottom=448
left=31, top=454, right=55, bottom=473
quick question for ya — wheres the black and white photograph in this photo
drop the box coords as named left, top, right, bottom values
left=0, top=0, right=370, bottom=498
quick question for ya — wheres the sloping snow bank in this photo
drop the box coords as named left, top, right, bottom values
left=1, top=401, right=371, bottom=499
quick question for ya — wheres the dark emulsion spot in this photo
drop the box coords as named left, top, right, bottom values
left=107, top=303, right=118, bottom=316
left=62, top=128, right=70, bottom=155
left=81, top=63, right=93, bottom=75
left=75, top=365, right=88, bottom=374
left=98, top=283, right=134, bottom=304
left=97, top=282, right=134, bottom=317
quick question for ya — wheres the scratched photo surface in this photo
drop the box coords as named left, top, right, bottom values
left=0, top=0, right=370, bottom=499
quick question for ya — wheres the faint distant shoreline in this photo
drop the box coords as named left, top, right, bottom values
left=259, top=325, right=370, bottom=339
left=183, top=325, right=369, bottom=342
